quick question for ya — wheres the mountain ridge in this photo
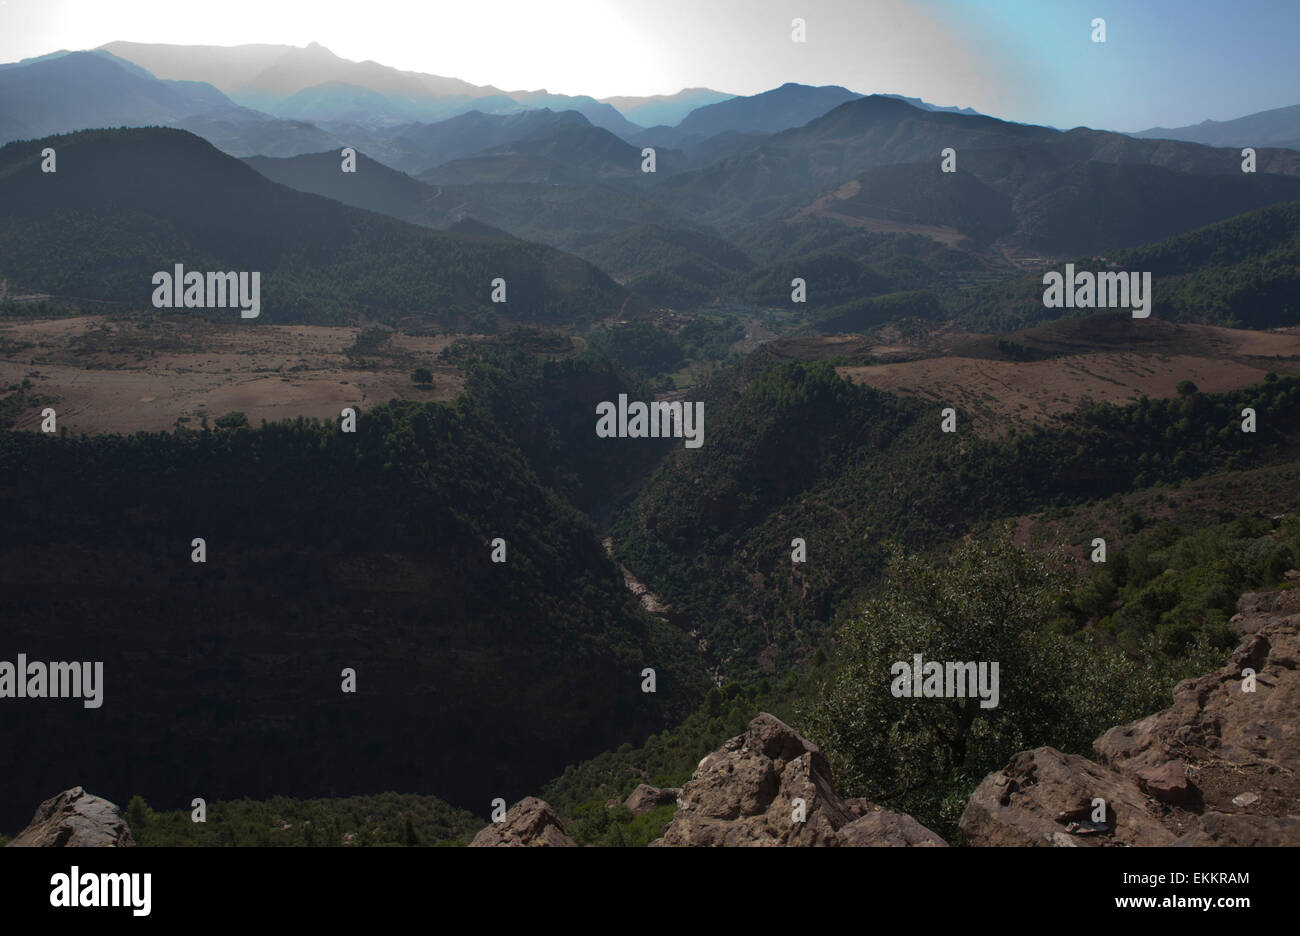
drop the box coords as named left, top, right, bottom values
left=0, top=127, right=623, bottom=327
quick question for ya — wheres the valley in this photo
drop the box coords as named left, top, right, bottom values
left=1, top=21, right=1298, bottom=863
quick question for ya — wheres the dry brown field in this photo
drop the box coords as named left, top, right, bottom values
left=0, top=313, right=472, bottom=434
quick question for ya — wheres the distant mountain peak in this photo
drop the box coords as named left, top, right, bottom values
left=877, top=92, right=981, bottom=117
left=1133, top=103, right=1300, bottom=151
left=675, top=82, right=861, bottom=134
left=0, top=51, right=248, bottom=147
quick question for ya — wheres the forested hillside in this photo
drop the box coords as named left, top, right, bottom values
left=0, top=128, right=622, bottom=327
left=615, top=358, right=1300, bottom=673
left=958, top=201, right=1300, bottom=331
left=0, top=387, right=703, bottom=833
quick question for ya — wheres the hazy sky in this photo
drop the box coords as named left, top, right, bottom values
left=1, top=0, right=1296, bottom=131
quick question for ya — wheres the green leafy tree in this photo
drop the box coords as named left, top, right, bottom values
left=125, top=795, right=153, bottom=840
left=805, top=527, right=1171, bottom=840
left=410, top=367, right=433, bottom=385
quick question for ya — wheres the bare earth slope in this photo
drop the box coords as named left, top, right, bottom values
left=837, top=320, right=1300, bottom=436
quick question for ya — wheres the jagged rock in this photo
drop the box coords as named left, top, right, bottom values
left=651, top=713, right=847, bottom=846
left=1134, top=760, right=1192, bottom=807
left=468, top=797, right=576, bottom=847
left=966, top=612, right=1299, bottom=847
left=6, top=787, right=134, bottom=847
left=960, top=747, right=1178, bottom=846
left=837, top=808, right=948, bottom=846
left=651, top=713, right=947, bottom=846
left=624, top=784, right=679, bottom=815
left=1227, top=587, right=1300, bottom=634
left=1232, top=631, right=1272, bottom=672
left=1094, top=617, right=1300, bottom=817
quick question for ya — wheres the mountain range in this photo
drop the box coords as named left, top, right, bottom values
left=598, top=88, right=735, bottom=128
left=1137, top=103, right=1300, bottom=152
left=99, top=40, right=640, bottom=135
left=4, top=39, right=1300, bottom=322
left=0, top=50, right=240, bottom=141
left=0, top=127, right=621, bottom=327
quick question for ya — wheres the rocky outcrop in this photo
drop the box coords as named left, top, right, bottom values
left=960, top=747, right=1178, bottom=847
left=963, top=610, right=1300, bottom=846
left=1228, top=583, right=1300, bottom=635
left=650, top=713, right=947, bottom=846
left=468, top=797, right=576, bottom=847
left=624, top=784, right=679, bottom=815
left=1095, top=611, right=1300, bottom=845
left=6, top=787, right=134, bottom=847
left=836, top=808, right=950, bottom=846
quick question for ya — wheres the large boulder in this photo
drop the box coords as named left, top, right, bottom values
left=651, top=713, right=946, bottom=846
left=6, top=787, right=134, bottom=847
left=468, top=797, right=576, bottom=847
left=960, top=746, right=1178, bottom=846
left=624, top=784, right=679, bottom=816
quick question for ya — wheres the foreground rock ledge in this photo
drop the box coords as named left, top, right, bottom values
left=961, top=613, right=1300, bottom=846
left=651, top=713, right=947, bottom=846
left=6, top=787, right=135, bottom=847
